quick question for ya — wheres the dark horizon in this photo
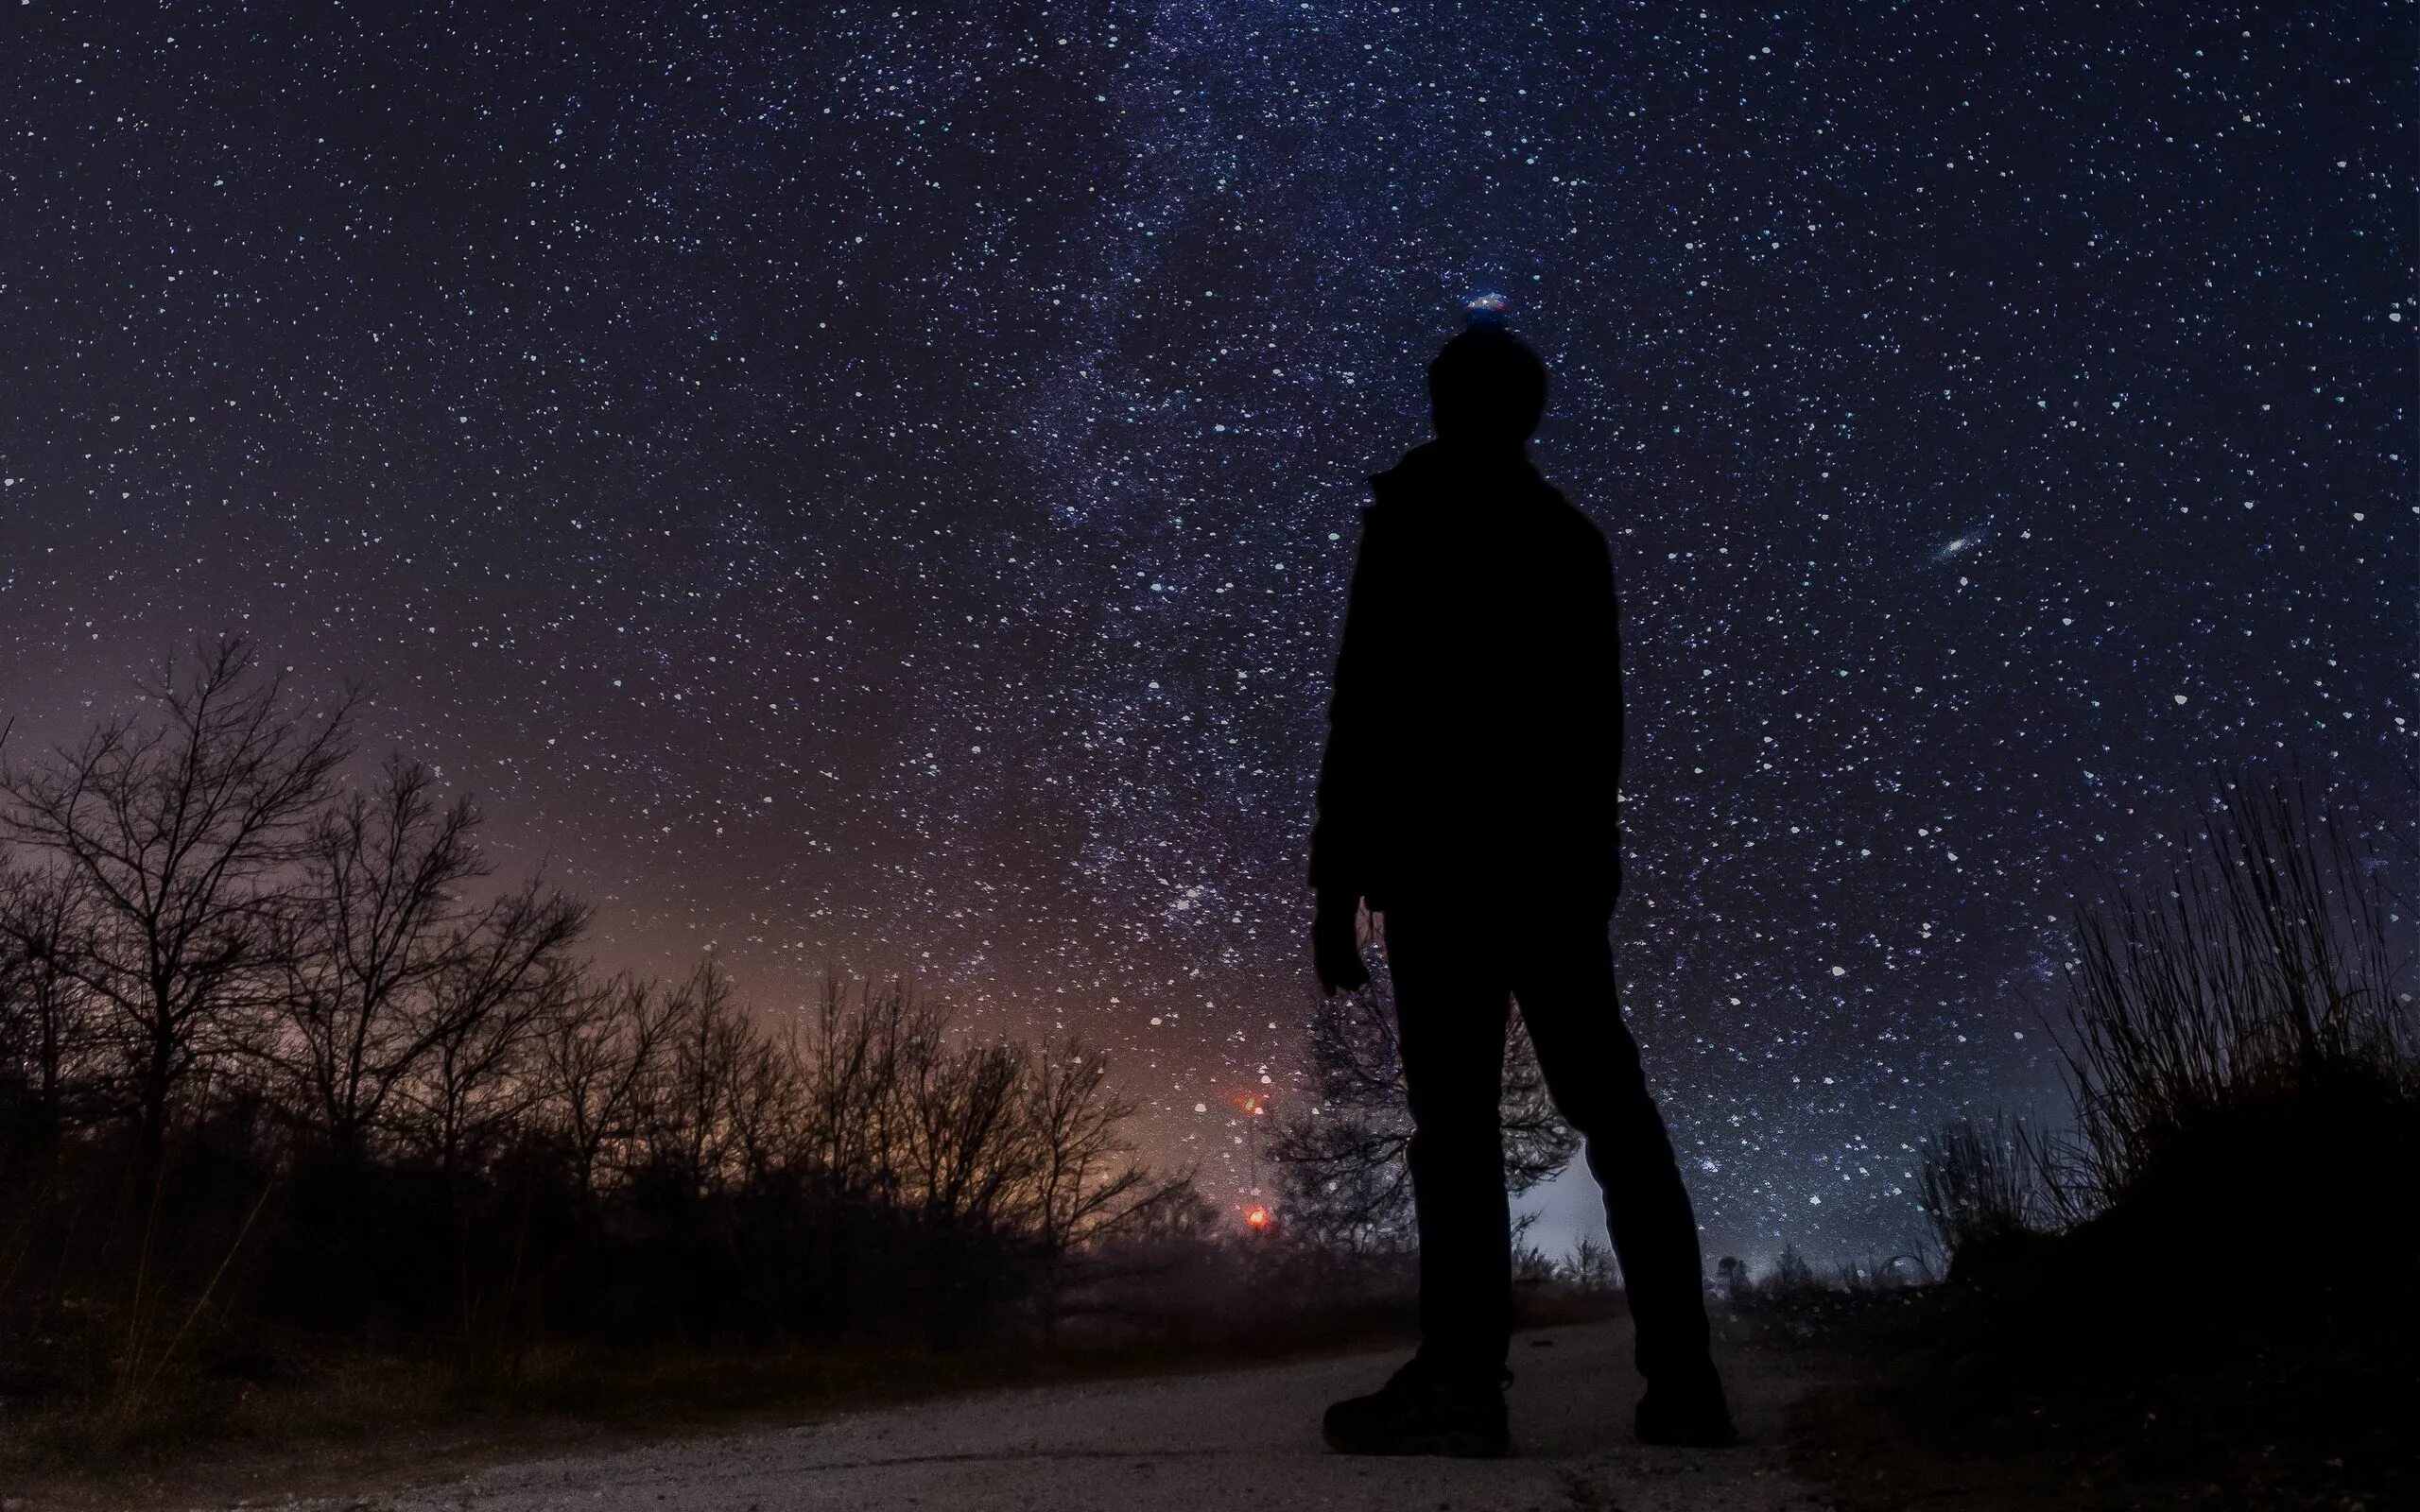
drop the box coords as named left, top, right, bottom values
left=3, top=2, right=2410, bottom=1265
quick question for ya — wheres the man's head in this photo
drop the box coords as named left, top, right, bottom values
left=1427, top=326, right=1548, bottom=445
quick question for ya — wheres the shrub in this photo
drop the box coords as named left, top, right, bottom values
left=2050, top=772, right=2415, bottom=1288
left=1767, top=1243, right=1819, bottom=1295
left=1915, top=1113, right=2066, bottom=1280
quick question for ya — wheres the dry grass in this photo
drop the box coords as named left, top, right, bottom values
left=1778, top=770, right=2419, bottom=1510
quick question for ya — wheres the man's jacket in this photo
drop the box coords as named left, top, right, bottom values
left=1308, top=438, right=1626, bottom=913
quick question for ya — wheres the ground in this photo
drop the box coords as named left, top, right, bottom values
left=200, top=1320, right=1825, bottom=1512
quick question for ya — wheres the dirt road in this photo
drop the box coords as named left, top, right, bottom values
left=260, top=1320, right=1827, bottom=1512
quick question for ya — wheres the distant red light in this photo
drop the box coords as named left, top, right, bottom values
left=1245, top=1206, right=1270, bottom=1230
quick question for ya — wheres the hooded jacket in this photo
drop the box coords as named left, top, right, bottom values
left=1307, top=438, right=1625, bottom=913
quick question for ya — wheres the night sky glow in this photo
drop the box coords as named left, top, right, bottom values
left=3, top=4, right=2411, bottom=1263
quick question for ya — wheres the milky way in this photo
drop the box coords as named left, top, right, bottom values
left=3, top=3, right=2410, bottom=1262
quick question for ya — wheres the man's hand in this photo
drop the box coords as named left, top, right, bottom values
left=1312, top=888, right=1371, bottom=996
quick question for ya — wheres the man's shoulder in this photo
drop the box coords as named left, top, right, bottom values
left=1359, top=450, right=1607, bottom=555
left=1530, top=475, right=1587, bottom=517
left=1528, top=479, right=1609, bottom=551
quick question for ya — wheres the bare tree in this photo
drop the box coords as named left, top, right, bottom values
left=1107, top=1173, right=1221, bottom=1246
left=795, top=975, right=913, bottom=1204
left=0, top=640, right=356, bottom=1167
left=1007, top=1041, right=1212, bottom=1328
left=724, top=1022, right=804, bottom=1189
left=642, top=960, right=761, bottom=1195
left=1019, top=1041, right=1153, bottom=1260
left=268, top=758, right=487, bottom=1163
left=900, top=1026, right=1031, bottom=1232
left=391, top=878, right=587, bottom=1176
left=535, top=972, right=676, bottom=1199
left=0, top=864, right=104, bottom=1148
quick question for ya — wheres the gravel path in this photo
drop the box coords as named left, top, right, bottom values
left=261, top=1320, right=1828, bottom=1512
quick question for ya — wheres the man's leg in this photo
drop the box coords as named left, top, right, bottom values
left=1379, top=905, right=1514, bottom=1382
left=1508, top=908, right=1718, bottom=1392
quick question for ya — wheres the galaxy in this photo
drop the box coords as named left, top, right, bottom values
left=1, top=3, right=2409, bottom=1263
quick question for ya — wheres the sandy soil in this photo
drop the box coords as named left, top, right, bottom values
left=235, top=1319, right=1827, bottom=1512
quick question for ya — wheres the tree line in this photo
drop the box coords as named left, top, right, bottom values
left=0, top=641, right=1197, bottom=1419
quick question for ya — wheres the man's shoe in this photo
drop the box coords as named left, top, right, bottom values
left=1322, top=1357, right=1511, bottom=1457
left=1634, top=1373, right=1737, bottom=1448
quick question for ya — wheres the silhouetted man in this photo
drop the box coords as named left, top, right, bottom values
left=1308, top=311, right=1733, bottom=1456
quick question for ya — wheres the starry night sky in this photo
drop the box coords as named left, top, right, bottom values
left=3, top=3, right=2411, bottom=1263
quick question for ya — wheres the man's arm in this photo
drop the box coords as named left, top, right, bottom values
left=1309, top=505, right=1389, bottom=898
left=1307, top=505, right=1389, bottom=994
